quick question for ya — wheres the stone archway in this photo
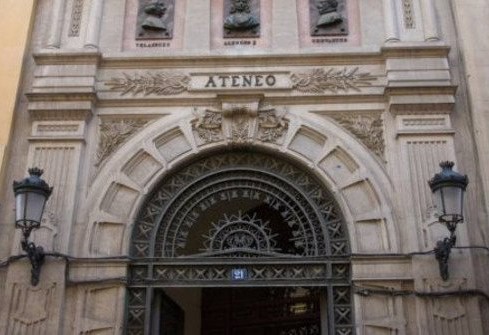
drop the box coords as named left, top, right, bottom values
left=125, top=150, right=353, bottom=335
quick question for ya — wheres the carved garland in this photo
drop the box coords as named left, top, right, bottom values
left=291, top=67, right=376, bottom=94
left=105, top=72, right=190, bottom=96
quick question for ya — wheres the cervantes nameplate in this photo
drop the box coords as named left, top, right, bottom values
left=190, top=72, right=291, bottom=91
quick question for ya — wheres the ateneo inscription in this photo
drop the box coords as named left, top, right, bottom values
left=204, top=74, right=277, bottom=88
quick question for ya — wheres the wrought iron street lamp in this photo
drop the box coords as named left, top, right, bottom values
left=13, top=167, right=53, bottom=286
left=428, top=161, right=468, bottom=281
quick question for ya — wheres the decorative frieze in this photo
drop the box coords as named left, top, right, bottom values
left=105, top=72, right=190, bottom=96
left=328, top=113, right=384, bottom=159
left=291, top=67, right=376, bottom=94
left=97, top=119, right=151, bottom=165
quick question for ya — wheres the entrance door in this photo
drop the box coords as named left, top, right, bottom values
left=201, top=287, right=321, bottom=335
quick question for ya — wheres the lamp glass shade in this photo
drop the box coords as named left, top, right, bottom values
left=15, top=190, right=48, bottom=229
left=433, top=186, right=464, bottom=223
left=429, top=161, right=468, bottom=224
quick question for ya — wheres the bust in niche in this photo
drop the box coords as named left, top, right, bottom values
left=224, top=0, right=260, bottom=37
left=137, top=0, right=174, bottom=40
left=310, top=0, right=348, bottom=36
left=316, top=0, right=342, bottom=27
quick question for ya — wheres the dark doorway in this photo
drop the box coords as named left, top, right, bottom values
left=201, top=287, right=322, bottom=335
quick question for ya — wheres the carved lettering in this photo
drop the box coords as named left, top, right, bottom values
left=203, top=74, right=277, bottom=89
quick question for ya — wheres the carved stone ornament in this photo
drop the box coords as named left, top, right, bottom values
left=68, top=0, right=84, bottom=37
left=192, top=108, right=223, bottom=143
left=136, top=0, right=175, bottom=39
left=192, top=105, right=288, bottom=144
left=96, top=119, right=151, bottom=166
left=224, top=0, right=261, bottom=38
left=329, top=113, right=384, bottom=159
left=310, top=0, right=348, bottom=36
left=105, top=72, right=190, bottom=96
left=291, top=67, right=376, bottom=93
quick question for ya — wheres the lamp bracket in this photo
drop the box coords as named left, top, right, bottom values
left=21, top=237, right=45, bottom=286
left=434, top=228, right=457, bottom=281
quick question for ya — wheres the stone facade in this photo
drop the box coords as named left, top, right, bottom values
left=0, top=0, right=488, bottom=334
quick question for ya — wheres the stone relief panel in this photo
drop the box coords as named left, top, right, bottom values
left=136, top=0, right=175, bottom=40
left=96, top=118, right=152, bottom=166
left=309, top=0, right=348, bottom=36
left=223, top=0, right=260, bottom=38
left=291, top=67, right=377, bottom=94
left=105, top=72, right=190, bottom=96
left=326, top=112, right=384, bottom=160
left=192, top=105, right=289, bottom=145
left=6, top=283, right=56, bottom=334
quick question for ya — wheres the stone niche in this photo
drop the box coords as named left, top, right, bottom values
left=223, top=0, right=261, bottom=38
left=136, top=0, right=175, bottom=40
left=309, top=0, right=348, bottom=36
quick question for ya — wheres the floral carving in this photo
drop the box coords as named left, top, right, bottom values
left=69, top=0, right=84, bottom=37
left=192, top=109, right=223, bottom=143
left=105, top=72, right=190, bottom=96
left=257, top=108, right=289, bottom=142
left=193, top=106, right=289, bottom=144
left=291, top=67, right=376, bottom=93
left=329, top=114, right=384, bottom=159
left=96, top=119, right=150, bottom=165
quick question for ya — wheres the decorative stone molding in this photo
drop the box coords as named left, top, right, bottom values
left=97, top=119, right=151, bottom=166
left=402, top=0, right=415, bottom=29
left=192, top=105, right=288, bottom=144
left=328, top=113, right=384, bottom=159
left=6, top=283, right=57, bottom=334
left=291, top=67, right=376, bottom=93
left=192, top=108, right=223, bottom=143
left=257, top=108, right=289, bottom=142
left=105, top=72, right=190, bottom=96
left=69, top=0, right=84, bottom=37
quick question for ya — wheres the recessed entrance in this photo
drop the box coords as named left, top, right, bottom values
left=126, top=151, right=353, bottom=334
left=153, top=287, right=324, bottom=335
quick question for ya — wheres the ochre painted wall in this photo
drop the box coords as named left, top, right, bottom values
left=0, top=0, right=36, bottom=177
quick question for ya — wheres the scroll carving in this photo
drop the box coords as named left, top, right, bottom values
left=328, top=113, right=384, bottom=159
left=291, top=67, right=376, bottom=94
left=224, top=0, right=260, bottom=38
left=310, top=0, right=348, bottom=36
left=97, top=119, right=151, bottom=166
left=192, top=105, right=288, bottom=144
left=105, top=72, right=190, bottom=96
left=136, top=0, right=175, bottom=39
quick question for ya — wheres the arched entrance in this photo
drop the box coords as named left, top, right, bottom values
left=125, top=150, right=353, bottom=334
